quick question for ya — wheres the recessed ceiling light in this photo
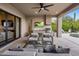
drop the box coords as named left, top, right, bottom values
left=41, top=8, right=44, bottom=10
left=56, top=11, right=58, bottom=14
left=35, top=12, right=38, bottom=14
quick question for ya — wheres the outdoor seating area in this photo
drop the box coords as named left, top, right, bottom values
left=0, top=32, right=71, bottom=56
left=0, top=47, right=70, bottom=56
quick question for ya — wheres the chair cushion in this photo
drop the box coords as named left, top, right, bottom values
left=43, top=45, right=57, bottom=53
left=56, top=48, right=70, bottom=53
left=8, top=48, right=24, bottom=51
left=30, top=35, right=37, bottom=37
left=43, top=45, right=70, bottom=53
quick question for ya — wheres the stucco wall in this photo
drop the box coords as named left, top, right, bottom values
left=0, top=3, right=28, bottom=37
left=46, top=16, right=52, bottom=25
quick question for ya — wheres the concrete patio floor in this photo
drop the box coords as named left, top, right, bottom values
left=53, top=33, right=79, bottom=56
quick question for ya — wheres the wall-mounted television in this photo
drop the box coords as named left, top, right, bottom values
left=1, top=20, right=13, bottom=27
left=34, top=22, right=44, bottom=28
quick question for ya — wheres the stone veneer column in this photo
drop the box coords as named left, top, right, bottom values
left=57, top=17, right=62, bottom=37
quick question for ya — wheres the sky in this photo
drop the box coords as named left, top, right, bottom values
left=65, top=8, right=79, bottom=20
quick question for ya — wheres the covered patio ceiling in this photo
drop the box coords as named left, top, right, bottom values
left=11, top=3, right=77, bottom=17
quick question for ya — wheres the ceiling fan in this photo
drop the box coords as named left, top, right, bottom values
left=32, top=3, right=54, bottom=13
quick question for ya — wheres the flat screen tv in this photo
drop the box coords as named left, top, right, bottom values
left=1, top=20, right=13, bottom=27
left=34, top=22, right=44, bottom=28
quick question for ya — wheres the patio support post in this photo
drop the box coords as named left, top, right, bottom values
left=57, top=16, right=62, bottom=37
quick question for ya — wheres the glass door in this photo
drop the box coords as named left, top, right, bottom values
left=0, top=10, right=6, bottom=45
left=0, top=9, right=21, bottom=47
left=6, top=14, right=15, bottom=42
left=15, top=17, right=21, bottom=38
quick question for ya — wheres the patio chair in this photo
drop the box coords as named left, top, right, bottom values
left=28, top=33, right=39, bottom=48
left=42, top=33, right=53, bottom=46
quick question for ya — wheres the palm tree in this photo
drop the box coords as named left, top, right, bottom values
left=74, top=12, right=76, bottom=21
left=71, top=12, right=76, bottom=32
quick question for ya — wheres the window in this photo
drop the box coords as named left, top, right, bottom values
left=34, top=22, right=44, bottom=28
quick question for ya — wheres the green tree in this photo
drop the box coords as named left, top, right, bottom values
left=62, top=15, right=79, bottom=32
left=51, top=22, right=56, bottom=32
left=62, top=16, right=73, bottom=32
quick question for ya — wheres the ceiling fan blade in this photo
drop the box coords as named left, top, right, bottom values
left=44, top=4, right=54, bottom=8
left=44, top=8, right=49, bottom=11
left=38, top=9, right=41, bottom=12
left=40, top=3, right=43, bottom=8
left=32, top=7, right=40, bottom=9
